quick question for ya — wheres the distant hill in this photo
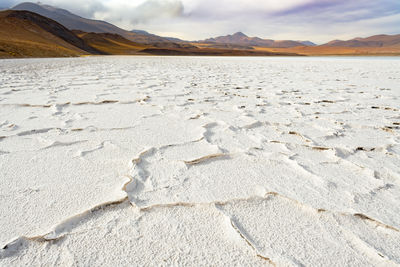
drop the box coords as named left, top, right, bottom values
left=11, top=2, right=182, bottom=47
left=299, top=41, right=316, bottom=46
left=164, top=37, right=187, bottom=43
left=201, top=32, right=310, bottom=48
left=131, top=30, right=152, bottom=35
left=128, top=29, right=194, bottom=48
left=73, top=30, right=148, bottom=55
left=0, top=10, right=100, bottom=58
left=323, top=34, right=400, bottom=47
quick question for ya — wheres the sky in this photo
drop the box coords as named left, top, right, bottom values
left=3, top=0, right=400, bottom=43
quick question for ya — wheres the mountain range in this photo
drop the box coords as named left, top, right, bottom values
left=0, top=9, right=291, bottom=58
left=1, top=2, right=399, bottom=58
left=324, top=34, right=400, bottom=47
left=9, top=3, right=317, bottom=48
left=201, top=32, right=315, bottom=48
left=11, top=2, right=191, bottom=48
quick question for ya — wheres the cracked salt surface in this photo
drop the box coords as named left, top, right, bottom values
left=0, top=56, right=400, bottom=266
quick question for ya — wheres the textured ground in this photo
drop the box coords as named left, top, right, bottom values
left=0, top=56, right=399, bottom=266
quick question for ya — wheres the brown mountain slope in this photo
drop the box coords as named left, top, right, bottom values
left=73, top=31, right=149, bottom=55
left=0, top=10, right=100, bottom=58
left=201, top=32, right=311, bottom=48
left=12, top=2, right=183, bottom=47
left=323, top=34, right=400, bottom=47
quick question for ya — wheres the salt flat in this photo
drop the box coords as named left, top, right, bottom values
left=0, top=56, right=399, bottom=266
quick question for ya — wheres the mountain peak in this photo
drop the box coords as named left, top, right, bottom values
left=232, top=32, right=247, bottom=37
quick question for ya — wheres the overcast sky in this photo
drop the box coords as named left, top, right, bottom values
left=3, top=0, right=400, bottom=43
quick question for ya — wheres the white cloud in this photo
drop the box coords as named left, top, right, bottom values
left=182, top=0, right=318, bottom=16
left=93, top=0, right=183, bottom=24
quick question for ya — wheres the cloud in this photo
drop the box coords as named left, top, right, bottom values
left=0, top=0, right=19, bottom=8
left=45, top=0, right=106, bottom=18
left=130, top=0, right=184, bottom=23
left=181, top=0, right=319, bottom=18
left=93, top=0, right=184, bottom=24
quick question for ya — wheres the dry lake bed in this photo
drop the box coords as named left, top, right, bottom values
left=0, top=56, right=399, bottom=266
